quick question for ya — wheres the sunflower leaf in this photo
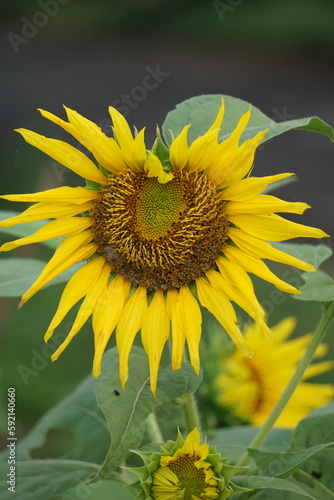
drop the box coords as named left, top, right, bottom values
left=289, top=402, right=334, bottom=493
left=248, top=442, right=334, bottom=479
left=162, top=95, right=334, bottom=146
left=271, top=242, right=332, bottom=269
left=293, top=270, right=334, bottom=302
left=92, top=346, right=202, bottom=482
left=232, top=475, right=315, bottom=499
left=0, top=257, right=83, bottom=297
left=0, top=459, right=99, bottom=500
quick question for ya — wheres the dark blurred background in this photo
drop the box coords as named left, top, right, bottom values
left=1, top=0, right=334, bottom=450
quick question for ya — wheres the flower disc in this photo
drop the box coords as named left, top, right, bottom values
left=92, top=169, right=228, bottom=290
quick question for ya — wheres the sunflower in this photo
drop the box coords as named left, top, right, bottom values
left=212, top=317, right=334, bottom=428
left=0, top=100, right=327, bottom=394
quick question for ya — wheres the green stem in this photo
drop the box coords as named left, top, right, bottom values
left=181, top=392, right=202, bottom=436
left=237, top=301, right=334, bottom=467
left=146, top=412, right=164, bottom=443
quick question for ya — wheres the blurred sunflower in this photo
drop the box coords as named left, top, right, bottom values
left=0, top=100, right=328, bottom=394
left=212, top=317, right=334, bottom=428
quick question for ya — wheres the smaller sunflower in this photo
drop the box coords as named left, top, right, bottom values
left=129, top=428, right=244, bottom=500
left=212, top=317, right=334, bottom=428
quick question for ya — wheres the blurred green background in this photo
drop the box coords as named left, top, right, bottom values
left=1, top=0, right=334, bottom=484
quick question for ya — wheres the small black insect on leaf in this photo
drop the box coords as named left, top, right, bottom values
left=113, top=389, right=120, bottom=396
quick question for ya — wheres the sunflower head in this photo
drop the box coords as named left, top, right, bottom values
left=0, top=98, right=328, bottom=395
left=211, top=317, right=334, bottom=428
left=128, top=428, right=246, bottom=500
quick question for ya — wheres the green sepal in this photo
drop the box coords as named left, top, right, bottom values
left=85, top=179, right=101, bottom=191
left=151, top=125, right=171, bottom=169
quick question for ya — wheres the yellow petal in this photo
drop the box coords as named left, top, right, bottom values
left=50, top=262, right=111, bottom=360
left=169, top=124, right=191, bottom=171
left=218, top=108, right=251, bottom=152
left=1, top=217, right=92, bottom=252
left=44, top=256, right=105, bottom=342
left=167, top=288, right=186, bottom=372
left=228, top=213, right=329, bottom=241
left=196, top=277, right=252, bottom=356
left=226, top=194, right=310, bottom=215
left=116, top=286, right=147, bottom=388
left=141, top=289, right=170, bottom=395
left=221, top=173, right=295, bottom=202
left=40, top=108, right=127, bottom=174
left=207, top=98, right=225, bottom=135
left=108, top=107, right=146, bottom=170
left=144, top=153, right=174, bottom=184
left=187, top=129, right=219, bottom=173
left=228, top=227, right=316, bottom=272
left=15, top=128, right=107, bottom=184
left=0, top=201, right=94, bottom=228
left=64, top=106, right=127, bottom=174
left=92, top=275, right=131, bottom=378
left=223, top=245, right=300, bottom=294
left=207, top=129, right=267, bottom=188
left=20, top=231, right=96, bottom=305
left=175, top=286, right=202, bottom=374
left=303, top=361, right=334, bottom=381
left=0, top=186, right=98, bottom=205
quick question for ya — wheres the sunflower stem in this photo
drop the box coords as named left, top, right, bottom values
left=236, top=301, right=334, bottom=467
left=146, top=412, right=164, bottom=443
left=181, top=392, right=202, bottom=436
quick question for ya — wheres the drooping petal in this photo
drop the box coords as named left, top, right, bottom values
left=221, top=173, right=295, bottom=202
left=166, top=288, right=186, bottom=372
left=226, top=194, right=310, bottom=215
left=144, top=153, right=174, bottom=184
left=0, top=201, right=94, bottom=228
left=44, top=256, right=105, bottom=342
left=20, top=231, right=97, bottom=305
left=15, top=128, right=107, bottom=184
left=169, top=124, right=191, bottom=171
left=116, top=286, right=148, bottom=388
left=223, top=245, right=300, bottom=294
left=141, top=289, right=170, bottom=395
left=196, top=277, right=252, bottom=356
left=228, top=227, right=316, bottom=272
left=92, top=275, right=131, bottom=378
left=228, top=212, right=329, bottom=241
left=50, top=261, right=111, bottom=360
left=0, top=186, right=98, bottom=205
left=175, top=286, right=202, bottom=374
left=1, top=217, right=92, bottom=252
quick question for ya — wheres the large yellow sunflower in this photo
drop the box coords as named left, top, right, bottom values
left=0, top=100, right=327, bottom=394
left=212, top=317, right=334, bottom=428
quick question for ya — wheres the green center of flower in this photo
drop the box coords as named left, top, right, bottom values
left=136, top=177, right=184, bottom=240
left=91, top=169, right=227, bottom=290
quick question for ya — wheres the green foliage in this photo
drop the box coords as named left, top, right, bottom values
left=92, top=346, right=202, bottom=482
left=162, top=95, right=334, bottom=146
left=294, top=271, right=334, bottom=302
left=233, top=475, right=315, bottom=499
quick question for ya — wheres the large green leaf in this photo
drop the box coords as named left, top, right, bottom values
left=0, top=375, right=110, bottom=465
left=208, top=426, right=293, bottom=464
left=0, top=211, right=61, bottom=250
left=248, top=442, right=334, bottom=479
left=289, top=403, right=334, bottom=493
left=233, top=475, right=315, bottom=499
left=293, top=270, right=334, bottom=302
left=93, top=346, right=202, bottom=482
left=0, top=459, right=99, bottom=500
left=0, top=258, right=83, bottom=297
left=162, top=95, right=334, bottom=146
